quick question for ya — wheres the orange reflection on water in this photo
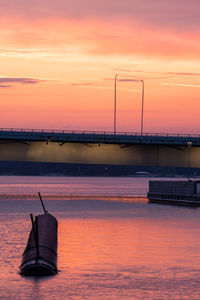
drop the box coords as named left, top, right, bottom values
left=2, top=202, right=200, bottom=299
left=58, top=211, right=200, bottom=277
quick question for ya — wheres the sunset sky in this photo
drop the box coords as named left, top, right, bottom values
left=1, top=0, right=200, bottom=133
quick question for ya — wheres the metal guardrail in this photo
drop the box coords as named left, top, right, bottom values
left=0, top=127, right=200, bottom=138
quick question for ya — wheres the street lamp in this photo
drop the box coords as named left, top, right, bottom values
left=140, top=80, right=144, bottom=135
left=114, top=74, right=119, bottom=134
left=187, top=141, right=192, bottom=180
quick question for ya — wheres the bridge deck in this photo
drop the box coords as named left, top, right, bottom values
left=0, top=128, right=200, bottom=146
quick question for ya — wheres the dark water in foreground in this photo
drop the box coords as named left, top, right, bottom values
left=1, top=176, right=200, bottom=299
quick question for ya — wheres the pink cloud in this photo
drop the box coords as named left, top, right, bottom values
left=2, top=18, right=200, bottom=60
left=0, top=0, right=200, bottom=33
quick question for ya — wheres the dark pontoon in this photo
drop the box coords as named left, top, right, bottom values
left=147, top=180, right=200, bottom=206
left=19, top=193, right=58, bottom=276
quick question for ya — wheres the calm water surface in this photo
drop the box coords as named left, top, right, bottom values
left=1, top=176, right=200, bottom=299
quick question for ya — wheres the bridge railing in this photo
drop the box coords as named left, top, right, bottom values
left=0, top=128, right=200, bottom=138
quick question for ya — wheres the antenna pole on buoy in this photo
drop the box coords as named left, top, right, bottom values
left=38, top=192, right=48, bottom=214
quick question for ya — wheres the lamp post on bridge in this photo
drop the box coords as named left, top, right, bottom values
left=114, top=74, right=119, bottom=134
left=187, top=141, right=192, bottom=180
left=113, top=76, right=144, bottom=135
left=140, top=80, right=144, bottom=136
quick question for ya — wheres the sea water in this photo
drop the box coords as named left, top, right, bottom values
left=0, top=176, right=200, bottom=299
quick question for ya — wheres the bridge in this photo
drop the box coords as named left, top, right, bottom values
left=0, top=128, right=200, bottom=176
left=0, top=128, right=200, bottom=146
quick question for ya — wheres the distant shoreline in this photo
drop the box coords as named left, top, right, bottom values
left=0, top=160, right=199, bottom=177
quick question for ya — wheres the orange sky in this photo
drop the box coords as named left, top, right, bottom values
left=1, top=1, right=200, bottom=133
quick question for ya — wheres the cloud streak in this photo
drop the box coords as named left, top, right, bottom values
left=161, top=83, right=200, bottom=88
left=165, top=72, right=200, bottom=77
left=70, top=82, right=93, bottom=87
left=0, top=77, right=42, bottom=88
left=119, top=79, right=142, bottom=83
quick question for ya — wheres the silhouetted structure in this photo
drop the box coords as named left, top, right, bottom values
left=20, top=194, right=58, bottom=276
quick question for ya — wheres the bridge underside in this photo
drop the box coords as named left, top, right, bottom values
left=0, top=140, right=200, bottom=176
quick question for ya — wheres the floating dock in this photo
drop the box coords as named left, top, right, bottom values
left=147, top=180, right=200, bottom=206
